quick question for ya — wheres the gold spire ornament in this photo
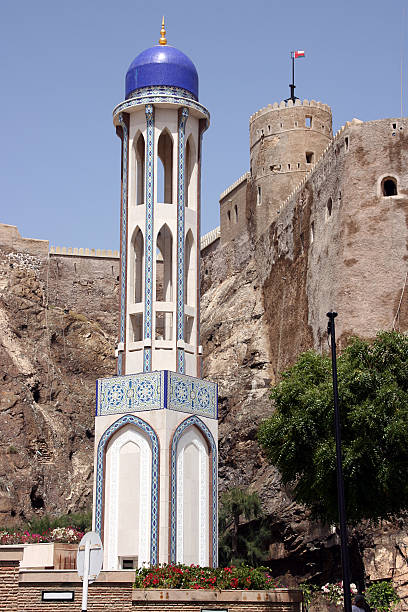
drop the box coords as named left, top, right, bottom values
left=159, top=17, right=167, bottom=45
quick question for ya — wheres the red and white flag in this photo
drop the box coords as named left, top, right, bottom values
left=293, top=50, right=305, bottom=58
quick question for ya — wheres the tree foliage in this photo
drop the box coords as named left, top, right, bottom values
left=218, top=487, right=268, bottom=566
left=258, top=331, right=408, bottom=524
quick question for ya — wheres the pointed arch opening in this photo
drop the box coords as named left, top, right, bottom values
left=156, top=224, right=173, bottom=302
left=184, top=230, right=195, bottom=307
left=170, top=416, right=218, bottom=567
left=157, top=129, right=173, bottom=204
left=134, top=132, right=145, bottom=205
left=132, top=227, right=144, bottom=303
left=185, top=136, right=196, bottom=209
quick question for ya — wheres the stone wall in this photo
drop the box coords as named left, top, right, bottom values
left=220, top=174, right=250, bottom=245
left=0, top=224, right=49, bottom=257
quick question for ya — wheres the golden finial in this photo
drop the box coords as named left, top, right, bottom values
left=159, top=16, right=167, bottom=45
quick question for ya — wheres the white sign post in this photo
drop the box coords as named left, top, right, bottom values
left=77, top=531, right=103, bottom=611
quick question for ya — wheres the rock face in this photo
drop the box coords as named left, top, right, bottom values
left=0, top=245, right=118, bottom=523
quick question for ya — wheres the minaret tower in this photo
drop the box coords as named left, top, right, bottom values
left=92, top=21, right=218, bottom=571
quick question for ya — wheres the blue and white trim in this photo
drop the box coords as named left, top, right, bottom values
left=169, top=415, right=218, bottom=567
left=143, top=104, right=155, bottom=372
left=117, top=113, right=129, bottom=376
left=94, top=414, right=159, bottom=565
left=176, top=107, right=189, bottom=373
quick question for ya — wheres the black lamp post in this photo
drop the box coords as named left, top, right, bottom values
left=327, top=311, right=352, bottom=612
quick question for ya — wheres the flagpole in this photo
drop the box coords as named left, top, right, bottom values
left=290, top=52, right=296, bottom=102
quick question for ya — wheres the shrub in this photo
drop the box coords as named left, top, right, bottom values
left=134, top=564, right=281, bottom=590
left=366, top=581, right=399, bottom=611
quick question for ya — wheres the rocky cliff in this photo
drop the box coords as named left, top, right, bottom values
left=0, top=226, right=407, bottom=606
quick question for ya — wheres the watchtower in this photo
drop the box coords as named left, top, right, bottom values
left=249, top=99, right=332, bottom=234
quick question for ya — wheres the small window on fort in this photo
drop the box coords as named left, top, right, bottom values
left=288, top=163, right=291, bottom=170
left=227, top=210, right=231, bottom=224
left=294, top=121, right=298, bottom=127
left=234, top=204, right=238, bottom=223
left=306, top=151, right=314, bottom=164
left=297, top=163, right=300, bottom=169
left=305, top=116, right=312, bottom=128
left=392, top=123, right=397, bottom=130
left=268, top=125, right=271, bottom=133
left=345, top=137, right=349, bottom=152
left=257, top=186, right=262, bottom=206
left=382, top=177, right=398, bottom=197
left=327, top=198, right=333, bottom=218
left=310, top=222, right=315, bottom=244
left=280, top=122, right=283, bottom=128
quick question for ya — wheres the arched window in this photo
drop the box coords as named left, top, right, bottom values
left=184, top=230, right=195, bottom=306
left=132, top=227, right=144, bottom=303
left=156, top=224, right=173, bottom=301
left=185, top=136, right=196, bottom=208
left=382, top=177, right=398, bottom=197
left=135, top=133, right=145, bottom=205
left=157, top=129, right=173, bottom=204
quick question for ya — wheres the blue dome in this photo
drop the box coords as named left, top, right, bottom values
left=125, top=45, right=199, bottom=100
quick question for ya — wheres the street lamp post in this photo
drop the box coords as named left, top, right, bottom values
left=327, top=311, right=352, bottom=612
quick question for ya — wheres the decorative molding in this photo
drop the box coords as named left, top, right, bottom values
left=113, top=90, right=209, bottom=126
left=143, top=104, right=154, bottom=372
left=177, top=108, right=189, bottom=374
left=94, top=414, right=159, bottom=565
left=117, top=113, right=129, bottom=376
left=96, top=370, right=217, bottom=419
left=170, top=415, right=218, bottom=567
left=127, top=85, right=197, bottom=102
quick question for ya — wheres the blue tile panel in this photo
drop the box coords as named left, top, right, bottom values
left=96, top=370, right=217, bottom=419
left=117, top=113, right=129, bottom=376
left=176, top=108, right=189, bottom=374
left=94, top=414, right=159, bottom=565
left=125, top=46, right=199, bottom=100
left=169, top=415, right=218, bottom=567
left=143, top=104, right=154, bottom=372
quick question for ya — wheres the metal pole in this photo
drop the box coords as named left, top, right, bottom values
left=327, top=311, right=352, bottom=612
left=289, top=53, right=296, bottom=102
left=82, top=538, right=90, bottom=611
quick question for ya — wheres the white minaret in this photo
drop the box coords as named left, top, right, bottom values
left=92, top=20, right=218, bottom=570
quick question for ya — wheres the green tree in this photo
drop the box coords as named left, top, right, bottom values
left=258, top=331, right=408, bottom=524
left=219, top=487, right=268, bottom=566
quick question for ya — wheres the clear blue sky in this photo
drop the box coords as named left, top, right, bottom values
left=0, top=0, right=406, bottom=249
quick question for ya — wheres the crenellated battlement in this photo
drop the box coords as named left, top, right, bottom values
left=49, top=246, right=120, bottom=258
left=49, top=230, right=221, bottom=260
left=249, top=99, right=331, bottom=123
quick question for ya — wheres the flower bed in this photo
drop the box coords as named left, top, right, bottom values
left=134, top=564, right=280, bottom=590
left=0, top=527, right=84, bottom=545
